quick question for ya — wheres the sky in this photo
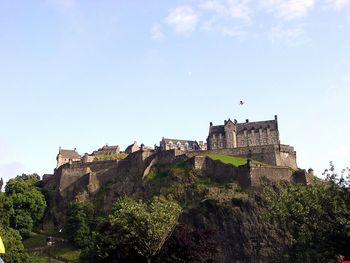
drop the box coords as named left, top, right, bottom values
left=0, top=0, right=350, bottom=183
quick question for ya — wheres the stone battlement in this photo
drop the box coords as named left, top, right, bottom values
left=182, top=144, right=297, bottom=169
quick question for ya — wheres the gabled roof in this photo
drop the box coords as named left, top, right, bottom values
left=59, top=149, right=80, bottom=158
left=125, top=142, right=139, bottom=152
left=236, top=119, right=277, bottom=133
left=98, top=145, right=119, bottom=151
left=209, top=125, right=225, bottom=134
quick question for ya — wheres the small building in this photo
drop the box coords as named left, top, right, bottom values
left=198, top=141, right=207, bottom=151
left=56, top=147, right=81, bottom=168
left=92, top=145, right=120, bottom=156
left=160, top=137, right=200, bottom=151
left=125, top=141, right=140, bottom=154
left=207, top=116, right=280, bottom=150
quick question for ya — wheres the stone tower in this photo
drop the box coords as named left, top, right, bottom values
left=224, top=118, right=237, bottom=148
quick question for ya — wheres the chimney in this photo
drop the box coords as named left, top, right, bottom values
left=246, top=119, right=249, bottom=123
left=210, top=122, right=213, bottom=126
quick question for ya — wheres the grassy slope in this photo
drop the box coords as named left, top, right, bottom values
left=207, top=154, right=264, bottom=166
left=24, top=233, right=80, bottom=263
left=23, top=233, right=47, bottom=249
left=51, top=245, right=81, bottom=262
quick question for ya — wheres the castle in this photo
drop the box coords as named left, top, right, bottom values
left=49, top=115, right=308, bottom=200
left=207, top=116, right=279, bottom=149
left=55, top=115, right=295, bottom=170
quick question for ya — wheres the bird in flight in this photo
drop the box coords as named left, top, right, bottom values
left=239, top=100, right=244, bottom=105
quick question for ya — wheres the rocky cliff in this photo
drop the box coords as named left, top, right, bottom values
left=42, top=149, right=315, bottom=262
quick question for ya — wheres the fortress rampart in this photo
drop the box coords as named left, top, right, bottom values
left=190, top=156, right=308, bottom=189
left=184, top=144, right=297, bottom=169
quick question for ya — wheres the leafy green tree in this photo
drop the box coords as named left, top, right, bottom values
left=5, top=174, right=47, bottom=238
left=0, top=225, right=28, bottom=263
left=263, top=174, right=350, bottom=262
left=66, top=201, right=94, bottom=247
left=109, top=196, right=182, bottom=263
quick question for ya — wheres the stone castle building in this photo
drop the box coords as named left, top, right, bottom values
left=159, top=137, right=206, bottom=151
left=56, top=144, right=121, bottom=168
left=92, top=145, right=120, bottom=156
left=56, top=147, right=81, bottom=168
left=125, top=141, right=140, bottom=154
left=207, top=115, right=279, bottom=150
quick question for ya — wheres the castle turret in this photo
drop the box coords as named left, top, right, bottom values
left=224, top=118, right=237, bottom=148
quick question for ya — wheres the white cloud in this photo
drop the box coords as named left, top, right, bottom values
left=220, top=26, right=247, bottom=37
left=46, top=0, right=77, bottom=14
left=227, top=0, right=252, bottom=20
left=269, top=24, right=308, bottom=46
left=325, top=0, right=349, bottom=10
left=165, top=5, right=199, bottom=34
left=200, top=0, right=252, bottom=21
left=150, top=24, right=164, bottom=40
left=260, top=0, right=315, bottom=20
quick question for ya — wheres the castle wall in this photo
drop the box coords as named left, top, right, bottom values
left=201, top=157, right=251, bottom=188
left=186, top=145, right=278, bottom=166
left=58, top=165, right=91, bottom=192
left=274, top=145, right=297, bottom=169
left=236, top=130, right=279, bottom=147
left=155, top=149, right=186, bottom=165
left=250, top=165, right=295, bottom=187
left=186, top=144, right=297, bottom=169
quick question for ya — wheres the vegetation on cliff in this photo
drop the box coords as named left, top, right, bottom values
left=207, top=154, right=264, bottom=166
left=1, top=162, right=350, bottom=262
left=0, top=174, right=47, bottom=263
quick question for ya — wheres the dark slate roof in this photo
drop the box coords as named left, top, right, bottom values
left=209, top=125, right=224, bottom=134
left=59, top=149, right=80, bottom=158
left=98, top=145, right=119, bottom=151
left=236, top=119, right=277, bottom=133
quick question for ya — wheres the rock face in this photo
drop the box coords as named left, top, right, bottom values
left=43, top=149, right=315, bottom=262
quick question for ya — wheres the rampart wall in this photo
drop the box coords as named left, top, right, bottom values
left=185, top=144, right=297, bottom=169
left=191, top=156, right=305, bottom=189
left=56, top=149, right=155, bottom=199
left=250, top=165, right=295, bottom=187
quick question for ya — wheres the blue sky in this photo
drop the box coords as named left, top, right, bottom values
left=0, top=0, right=349, bottom=182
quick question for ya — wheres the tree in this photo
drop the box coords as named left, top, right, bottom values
left=66, top=201, right=94, bottom=247
left=5, top=174, right=47, bottom=238
left=263, top=175, right=350, bottom=262
left=109, top=196, right=182, bottom=263
left=0, top=223, right=28, bottom=263
left=0, top=192, right=29, bottom=262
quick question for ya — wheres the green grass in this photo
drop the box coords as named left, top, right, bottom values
left=93, top=153, right=128, bottom=161
left=52, top=245, right=81, bottom=262
left=28, top=252, right=61, bottom=263
left=148, top=161, right=192, bottom=181
left=207, top=154, right=263, bottom=166
left=23, top=233, right=47, bottom=249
